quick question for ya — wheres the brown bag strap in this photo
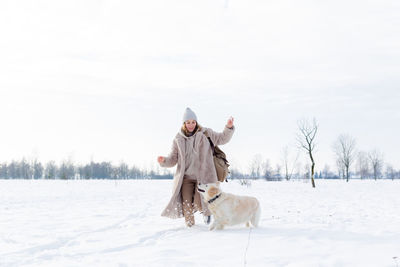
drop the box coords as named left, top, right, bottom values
left=203, top=131, right=216, bottom=155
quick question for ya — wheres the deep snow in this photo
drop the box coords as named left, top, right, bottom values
left=1, top=179, right=399, bottom=267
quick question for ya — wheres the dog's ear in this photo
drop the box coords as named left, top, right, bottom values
left=208, top=186, right=219, bottom=198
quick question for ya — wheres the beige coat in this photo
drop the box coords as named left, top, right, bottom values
left=160, top=125, right=235, bottom=218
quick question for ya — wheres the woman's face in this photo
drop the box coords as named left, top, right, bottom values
left=185, top=120, right=197, bottom=133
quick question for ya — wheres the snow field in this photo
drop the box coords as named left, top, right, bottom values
left=1, top=179, right=399, bottom=267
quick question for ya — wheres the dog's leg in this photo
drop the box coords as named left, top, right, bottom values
left=209, top=221, right=224, bottom=231
left=215, top=224, right=225, bottom=230
left=209, top=221, right=217, bottom=231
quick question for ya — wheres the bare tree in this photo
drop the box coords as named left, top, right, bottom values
left=0, top=162, right=8, bottom=179
left=45, top=161, right=57, bottom=179
left=336, top=158, right=345, bottom=179
left=303, top=163, right=311, bottom=181
left=19, top=158, right=31, bottom=179
left=282, top=146, right=299, bottom=181
left=333, top=134, right=357, bottom=182
left=59, top=160, right=75, bottom=180
left=296, top=118, right=318, bottom=188
left=293, top=162, right=302, bottom=180
left=322, top=164, right=337, bottom=179
left=356, top=151, right=369, bottom=179
left=274, top=164, right=282, bottom=181
left=249, top=154, right=263, bottom=179
left=385, top=164, right=395, bottom=180
left=263, top=159, right=273, bottom=180
left=118, top=162, right=130, bottom=179
left=368, top=149, right=384, bottom=180
left=33, top=160, right=43, bottom=179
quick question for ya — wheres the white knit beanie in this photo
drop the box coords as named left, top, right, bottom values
left=182, top=107, right=197, bottom=123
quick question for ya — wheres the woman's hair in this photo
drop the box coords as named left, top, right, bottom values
left=181, top=121, right=202, bottom=136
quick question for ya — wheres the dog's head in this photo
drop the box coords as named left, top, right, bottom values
left=197, top=182, right=221, bottom=201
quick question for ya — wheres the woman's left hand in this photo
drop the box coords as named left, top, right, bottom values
left=226, top=116, right=234, bottom=128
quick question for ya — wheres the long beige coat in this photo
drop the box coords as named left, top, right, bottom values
left=160, top=125, right=235, bottom=218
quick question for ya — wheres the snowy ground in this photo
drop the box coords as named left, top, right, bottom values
left=1, top=179, right=399, bottom=267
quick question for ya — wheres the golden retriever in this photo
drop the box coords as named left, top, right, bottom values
left=197, top=182, right=261, bottom=230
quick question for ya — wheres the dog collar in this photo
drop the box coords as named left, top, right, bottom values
left=208, top=193, right=221, bottom=204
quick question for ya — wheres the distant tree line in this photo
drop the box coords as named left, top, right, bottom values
left=1, top=155, right=399, bottom=181
left=237, top=130, right=400, bottom=182
left=0, top=159, right=173, bottom=180
left=1, top=120, right=399, bottom=182
left=229, top=157, right=400, bottom=182
left=235, top=118, right=400, bottom=184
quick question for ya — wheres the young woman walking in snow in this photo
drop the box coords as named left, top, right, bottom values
left=157, top=107, right=235, bottom=227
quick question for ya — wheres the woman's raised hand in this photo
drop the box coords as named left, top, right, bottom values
left=157, top=156, right=165, bottom=164
left=226, top=116, right=234, bottom=128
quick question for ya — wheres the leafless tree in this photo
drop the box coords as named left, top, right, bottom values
left=249, top=154, right=263, bottom=179
left=262, top=159, right=273, bottom=180
left=118, top=162, right=130, bottom=179
left=274, top=164, right=282, bottom=181
left=294, top=162, right=302, bottom=180
left=282, top=146, right=299, bottom=181
left=356, top=151, right=369, bottom=179
left=368, top=149, right=384, bottom=180
left=322, top=164, right=337, bottom=179
left=32, top=160, right=43, bottom=179
left=59, top=159, right=75, bottom=180
left=0, top=162, right=7, bottom=178
left=303, top=163, right=311, bottom=181
left=385, top=164, right=395, bottom=180
left=336, top=158, right=345, bottom=179
left=45, top=161, right=57, bottom=179
left=296, top=118, right=318, bottom=188
left=19, top=158, right=31, bottom=179
left=333, top=134, right=357, bottom=182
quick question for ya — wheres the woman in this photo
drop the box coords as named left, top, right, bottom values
left=157, top=107, right=235, bottom=227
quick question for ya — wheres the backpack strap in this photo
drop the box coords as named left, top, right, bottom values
left=203, top=131, right=216, bottom=155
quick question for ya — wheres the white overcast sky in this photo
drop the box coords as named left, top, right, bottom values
left=0, top=0, right=399, bottom=172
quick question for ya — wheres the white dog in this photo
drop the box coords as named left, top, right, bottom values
left=197, top=182, right=261, bottom=230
